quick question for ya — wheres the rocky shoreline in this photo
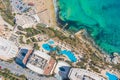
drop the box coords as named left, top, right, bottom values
left=52, top=0, right=120, bottom=78
left=53, top=0, right=120, bottom=64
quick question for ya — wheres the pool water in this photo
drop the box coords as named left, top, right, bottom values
left=60, top=50, right=77, bottom=62
left=106, top=72, right=118, bottom=80
left=42, top=44, right=53, bottom=51
left=42, top=43, right=77, bottom=62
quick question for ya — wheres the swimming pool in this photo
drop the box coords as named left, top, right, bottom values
left=60, top=50, right=77, bottom=62
left=42, top=44, right=53, bottom=51
left=42, top=41, right=77, bottom=62
left=42, top=43, right=56, bottom=51
left=106, top=72, right=118, bottom=80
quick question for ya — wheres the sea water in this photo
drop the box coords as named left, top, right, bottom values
left=57, top=0, right=120, bottom=54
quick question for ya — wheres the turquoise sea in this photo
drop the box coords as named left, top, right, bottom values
left=57, top=0, right=120, bottom=54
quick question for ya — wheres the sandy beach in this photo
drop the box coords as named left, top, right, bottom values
left=23, top=0, right=57, bottom=27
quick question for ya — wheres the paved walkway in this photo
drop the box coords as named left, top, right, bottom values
left=0, top=60, right=57, bottom=80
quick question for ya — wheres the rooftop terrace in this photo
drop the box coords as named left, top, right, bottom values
left=26, top=50, right=56, bottom=75
left=27, top=53, right=47, bottom=70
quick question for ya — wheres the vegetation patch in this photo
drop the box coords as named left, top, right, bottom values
left=0, top=0, right=14, bottom=26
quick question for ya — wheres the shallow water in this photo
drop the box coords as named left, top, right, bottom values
left=57, top=0, right=120, bottom=54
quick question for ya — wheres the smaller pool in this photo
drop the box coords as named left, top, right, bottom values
left=106, top=72, right=118, bottom=80
left=60, top=50, right=77, bottom=62
left=42, top=43, right=56, bottom=51
left=48, top=39, right=54, bottom=45
left=42, top=44, right=52, bottom=51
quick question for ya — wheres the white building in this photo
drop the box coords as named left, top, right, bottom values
left=26, top=50, right=56, bottom=75
left=0, top=37, right=18, bottom=61
left=68, top=68, right=106, bottom=80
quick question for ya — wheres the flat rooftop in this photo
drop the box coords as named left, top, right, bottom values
left=26, top=50, right=56, bottom=75
left=68, top=68, right=106, bottom=80
left=27, top=53, right=48, bottom=70
left=44, top=58, right=56, bottom=75
left=0, top=37, right=18, bottom=60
